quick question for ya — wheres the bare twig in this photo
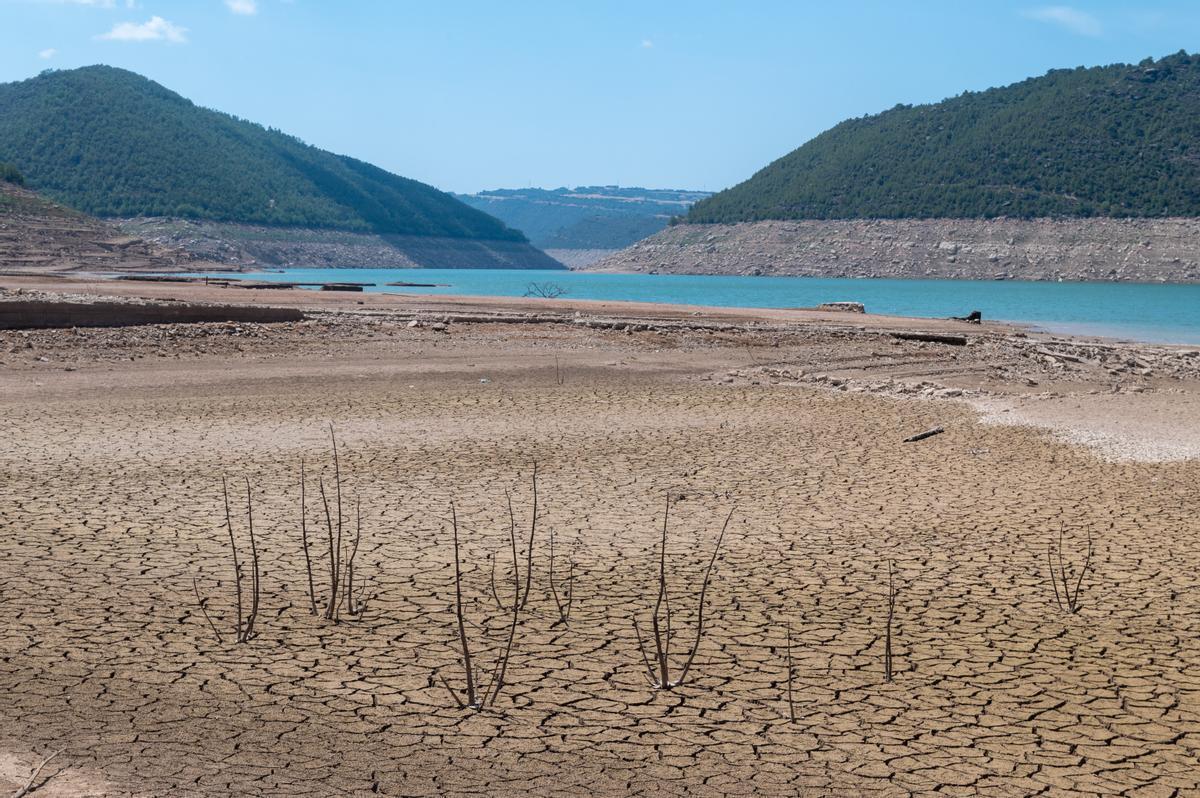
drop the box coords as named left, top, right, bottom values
left=486, top=490, right=521, bottom=706
left=650, top=493, right=670, bottom=688
left=222, top=477, right=243, bottom=641
left=884, top=560, right=897, bottom=683
left=243, top=477, right=261, bottom=642
left=1047, top=525, right=1093, bottom=614
left=449, top=504, right=478, bottom=708
left=677, top=507, right=732, bottom=684
left=548, top=530, right=575, bottom=628
left=319, top=478, right=339, bottom=622
left=785, top=621, right=796, bottom=722
left=192, top=577, right=224, bottom=645
left=300, top=459, right=317, bottom=616
left=519, top=461, right=538, bottom=611
left=344, top=498, right=364, bottom=616
left=326, top=424, right=344, bottom=622
left=11, top=749, right=64, bottom=798
left=635, top=494, right=733, bottom=689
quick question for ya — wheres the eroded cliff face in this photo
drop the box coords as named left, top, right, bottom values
left=588, top=219, right=1200, bottom=282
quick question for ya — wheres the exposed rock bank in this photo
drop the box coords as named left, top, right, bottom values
left=118, top=218, right=564, bottom=271
left=590, top=218, right=1200, bottom=282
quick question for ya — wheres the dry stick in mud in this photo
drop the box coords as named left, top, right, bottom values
left=11, top=748, right=64, bottom=798
left=548, top=529, right=575, bottom=628
left=318, top=478, right=340, bottom=622
left=481, top=490, right=521, bottom=706
left=299, top=459, right=318, bottom=616
left=193, top=477, right=260, bottom=644
left=633, top=495, right=733, bottom=690
left=439, top=499, right=522, bottom=711
left=1047, top=525, right=1094, bottom=614
left=884, top=560, right=897, bottom=683
left=324, top=424, right=345, bottom=621
left=343, top=499, right=364, bottom=616
left=243, top=477, right=261, bottom=642
left=785, top=621, right=796, bottom=722
left=518, top=461, right=538, bottom=611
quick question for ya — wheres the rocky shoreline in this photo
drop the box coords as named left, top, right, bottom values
left=590, top=217, right=1200, bottom=282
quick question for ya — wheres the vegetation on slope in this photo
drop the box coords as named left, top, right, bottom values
left=0, top=66, right=525, bottom=241
left=689, top=51, right=1200, bottom=223
left=0, top=163, right=25, bottom=186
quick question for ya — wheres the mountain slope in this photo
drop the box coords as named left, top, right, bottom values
left=690, top=51, right=1200, bottom=223
left=457, top=187, right=710, bottom=250
left=0, top=66, right=525, bottom=242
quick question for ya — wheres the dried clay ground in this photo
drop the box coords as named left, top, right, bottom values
left=1, top=278, right=1199, bottom=797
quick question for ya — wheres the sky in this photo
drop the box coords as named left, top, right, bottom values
left=2, top=1, right=1199, bottom=195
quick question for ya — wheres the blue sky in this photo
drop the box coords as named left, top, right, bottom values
left=2, top=1, right=1199, bottom=194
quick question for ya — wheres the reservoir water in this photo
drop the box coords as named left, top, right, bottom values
left=190, top=268, right=1200, bottom=345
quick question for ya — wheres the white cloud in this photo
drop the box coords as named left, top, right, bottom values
left=641, top=38, right=653, bottom=49
left=97, top=15, right=188, bottom=43
left=225, top=0, right=257, bottom=15
left=1023, top=6, right=1103, bottom=37
left=38, top=47, right=58, bottom=59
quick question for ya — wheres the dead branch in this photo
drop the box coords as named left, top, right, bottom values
left=300, top=459, right=317, bottom=615
left=903, top=426, right=944, bottom=443
left=194, top=476, right=258, bottom=644
left=325, top=424, right=344, bottom=622
left=11, top=749, right=64, bottom=798
left=344, top=498, right=363, bottom=616
left=319, top=478, right=339, bottom=621
left=222, top=476, right=243, bottom=640
left=192, top=577, right=224, bottom=645
left=785, top=621, right=796, bottom=722
left=635, top=493, right=734, bottom=689
left=677, top=507, right=733, bottom=685
left=1047, top=524, right=1093, bottom=614
left=519, top=461, right=538, bottom=611
left=243, top=477, right=261, bottom=642
left=484, top=490, right=521, bottom=706
left=884, top=560, right=897, bottom=683
left=548, top=529, right=575, bottom=628
left=446, top=503, right=478, bottom=708
left=524, top=281, right=568, bottom=299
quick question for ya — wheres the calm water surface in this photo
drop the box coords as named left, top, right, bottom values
left=190, top=268, right=1200, bottom=345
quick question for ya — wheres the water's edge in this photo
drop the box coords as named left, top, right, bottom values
left=184, top=268, right=1200, bottom=346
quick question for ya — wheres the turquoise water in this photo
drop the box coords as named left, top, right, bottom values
left=189, top=268, right=1200, bottom=345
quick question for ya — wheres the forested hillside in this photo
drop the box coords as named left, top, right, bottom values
left=0, top=66, right=525, bottom=241
left=689, top=51, right=1200, bottom=223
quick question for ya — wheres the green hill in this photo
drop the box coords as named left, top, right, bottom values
left=689, top=51, right=1200, bottom=223
left=0, top=66, right=525, bottom=242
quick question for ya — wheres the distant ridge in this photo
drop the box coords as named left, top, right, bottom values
left=457, top=186, right=710, bottom=251
left=690, top=51, right=1200, bottom=223
left=0, top=66, right=526, bottom=243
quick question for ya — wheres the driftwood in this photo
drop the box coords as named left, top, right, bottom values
left=903, top=426, right=944, bottom=443
left=891, top=332, right=968, bottom=346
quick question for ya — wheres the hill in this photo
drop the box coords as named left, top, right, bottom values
left=0, top=180, right=201, bottom=273
left=0, top=66, right=530, bottom=244
left=456, top=186, right=709, bottom=266
left=689, top=51, right=1200, bottom=223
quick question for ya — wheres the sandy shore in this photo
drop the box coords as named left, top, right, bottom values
left=1, top=273, right=1199, bottom=796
